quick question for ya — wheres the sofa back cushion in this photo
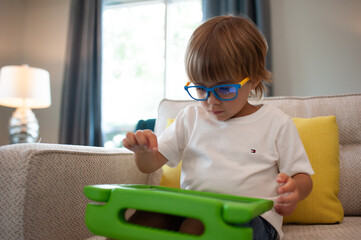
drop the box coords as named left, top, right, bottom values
left=154, top=94, right=361, bottom=216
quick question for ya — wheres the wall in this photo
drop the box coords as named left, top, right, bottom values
left=271, top=0, right=361, bottom=96
left=0, top=0, right=360, bottom=146
left=0, top=0, right=70, bottom=145
left=0, top=0, right=25, bottom=145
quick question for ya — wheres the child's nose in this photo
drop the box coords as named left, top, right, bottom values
left=207, top=91, right=221, bottom=104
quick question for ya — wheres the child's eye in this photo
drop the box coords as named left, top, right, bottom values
left=217, top=87, right=232, bottom=95
left=196, top=88, right=206, bottom=94
left=218, top=86, right=237, bottom=95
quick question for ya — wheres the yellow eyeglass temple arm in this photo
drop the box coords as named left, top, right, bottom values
left=239, top=77, right=250, bottom=86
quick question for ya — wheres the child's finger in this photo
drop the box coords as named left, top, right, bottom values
left=143, top=130, right=158, bottom=151
left=122, top=132, right=142, bottom=151
left=277, top=190, right=298, bottom=205
left=124, top=132, right=138, bottom=147
left=274, top=203, right=296, bottom=216
left=277, top=173, right=290, bottom=195
left=278, top=175, right=297, bottom=196
left=122, top=138, right=132, bottom=150
left=276, top=172, right=289, bottom=184
left=134, top=130, right=149, bottom=148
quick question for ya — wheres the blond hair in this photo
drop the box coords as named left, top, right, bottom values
left=185, top=15, right=271, bottom=98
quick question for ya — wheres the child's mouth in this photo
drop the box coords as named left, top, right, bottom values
left=211, top=110, right=223, bottom=115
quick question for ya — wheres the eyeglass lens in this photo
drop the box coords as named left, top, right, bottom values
left=188, top=86, right=237, bottom=100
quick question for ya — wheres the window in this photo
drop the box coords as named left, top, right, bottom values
left=102, top=0, right=202, bottom=148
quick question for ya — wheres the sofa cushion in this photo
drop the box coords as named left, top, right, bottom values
left=283, top=116, right=343, bottom=224
left=160, top=161, right=182, bottom=188
left=283, top=217, right=361, bottom=240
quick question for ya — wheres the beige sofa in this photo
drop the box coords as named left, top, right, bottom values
left=0, top=93, right=360, bottom=240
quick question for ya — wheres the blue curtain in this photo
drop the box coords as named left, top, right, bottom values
left=202, top=0, right=272, bottom=95
left=59, top=0, right=103, bottom=146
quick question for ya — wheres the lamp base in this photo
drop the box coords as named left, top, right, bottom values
left=9, top=107, right=39, bottom=144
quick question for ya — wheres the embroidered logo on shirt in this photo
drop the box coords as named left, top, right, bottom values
left=251, top=149, right=256, bottom=153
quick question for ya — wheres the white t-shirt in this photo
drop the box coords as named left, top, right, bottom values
left=158, top=104, right=314, bottom=239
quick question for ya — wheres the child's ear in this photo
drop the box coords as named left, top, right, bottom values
left=250, top=77, right=261, bottom=90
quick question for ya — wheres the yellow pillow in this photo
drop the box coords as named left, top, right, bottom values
left=159, top=116, right=344, bottom=224
left=284, top=116, right=343, bottom=224
left=159, top=118, right=181, bottom=188
left=159, top=161, right=182, bottom=188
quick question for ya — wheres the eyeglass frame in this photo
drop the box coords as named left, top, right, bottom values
left=184, top=77, right=250, bottom=101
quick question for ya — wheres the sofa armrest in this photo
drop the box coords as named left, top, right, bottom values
left=0, top=143, right=148, bottom=240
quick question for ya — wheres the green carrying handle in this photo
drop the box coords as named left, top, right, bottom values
left=84, top=184, right=273, bottom=240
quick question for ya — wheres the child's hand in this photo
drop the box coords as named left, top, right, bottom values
left=122, top=130, right=158, bottom=153
left=274, top=173, right=300, bottom=216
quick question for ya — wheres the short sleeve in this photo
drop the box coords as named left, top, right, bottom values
left=276, top=118, right=314, bottom=176
left=158, top=109, right=187, bottom=167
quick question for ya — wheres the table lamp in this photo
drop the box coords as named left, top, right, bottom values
left=0, top=65, right=51, bottom=144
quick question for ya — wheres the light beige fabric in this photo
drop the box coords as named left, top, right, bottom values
left=283, top=217, right=361, bottom=240
left=0, top=143, right=147, bottom=240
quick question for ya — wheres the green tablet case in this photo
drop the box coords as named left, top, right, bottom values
left=84, top=184, right=273, bottom=240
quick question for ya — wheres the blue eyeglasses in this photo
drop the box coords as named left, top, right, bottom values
left=184, top=77, right=250, bottom=101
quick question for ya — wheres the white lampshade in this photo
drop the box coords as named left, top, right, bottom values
left=0, top=65, right=51, bottom=109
